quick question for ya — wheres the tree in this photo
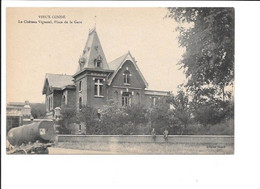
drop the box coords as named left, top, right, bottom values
left=150, top=98, right=172, bottom=134
left=30, top=103, right=46, bottom=119
left=166, top=8, right=234, bottom=101
left=167, top=90, right=191, bottom=128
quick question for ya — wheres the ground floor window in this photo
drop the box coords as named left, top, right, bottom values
left=122, top=92, right=132, bottom=107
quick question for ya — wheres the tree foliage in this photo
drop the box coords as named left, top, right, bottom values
left=60, top=99, right=233, bottom=135
left=60, top=105, right=77, bottom=133
left=150, top=100, right=172, bottom=134
left=30, top=103, right=46, bottom=119
left=167, top=90, right=191, bottom=128
left=166, top=8, right=234, bottom=101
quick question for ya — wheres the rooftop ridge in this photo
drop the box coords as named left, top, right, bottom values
left=108, top=52, right=128, bottom=64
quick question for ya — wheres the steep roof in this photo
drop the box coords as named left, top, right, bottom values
left=76, top=28, right=109, bottom=73
left=42, top=73, right=75, bottom=94
left=109, top=53, right=128, bottom=70
left=107, top=51, right=148, bottom=87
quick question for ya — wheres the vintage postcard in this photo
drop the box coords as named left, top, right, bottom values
left=6, top=7, right=234, bottom=155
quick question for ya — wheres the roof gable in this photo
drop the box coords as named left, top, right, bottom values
left=107, top=52, right=148, bottom=87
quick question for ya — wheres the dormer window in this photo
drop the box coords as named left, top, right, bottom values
left=123, top=70, right=130, bottom=84
left=94, top=55, right=102, bottom=68
left=96, top=60, right=101, bottom=68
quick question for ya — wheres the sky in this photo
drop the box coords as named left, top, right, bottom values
left=6, top=7, right=186, bottom=103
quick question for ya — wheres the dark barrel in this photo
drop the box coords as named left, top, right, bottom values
left=7, top=120, right=55, bottom=146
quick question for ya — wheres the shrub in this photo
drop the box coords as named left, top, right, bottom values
left=77, top=104, right=151, bottom=135
left=193, top=100, right=234, bottom=128
left=180, top=119, right=234, bottom=135
left=60, top=105, right=77, bottom=131
left=78, top=106, right=99, bottom=134
left=59, top=98, right=234, bottom=135
left=125, top=105, right=149, bottom=125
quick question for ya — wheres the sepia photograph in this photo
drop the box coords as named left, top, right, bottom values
left=6, top=7, right=234, bottom=155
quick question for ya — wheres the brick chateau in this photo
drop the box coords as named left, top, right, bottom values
left=42, top=28, right=170, bottom=118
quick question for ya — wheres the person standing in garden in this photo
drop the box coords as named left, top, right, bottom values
left=163, top=129, right=169, bottom=142
left=151, top=128, right=156, bottom=141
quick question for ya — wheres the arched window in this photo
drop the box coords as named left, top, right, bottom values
left=79, top=97, right=82, bottom=109
left=79, top=81, right=82, bottom=91
left=123, top=70, right=130, bottom=84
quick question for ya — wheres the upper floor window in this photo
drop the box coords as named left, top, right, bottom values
left=123, top=70, right=130, bottom=84
left=79, top=97, right=82, bottom=110
left=151, top=97, right=157, bottom=106
left=136, top=92, right=140, bottom=104
left=79, top=81, right=82, bottom=91
left=94, top=79, right=104, bottom=97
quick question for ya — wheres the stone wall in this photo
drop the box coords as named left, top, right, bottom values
left=56, top=135, right=234, bottom=145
